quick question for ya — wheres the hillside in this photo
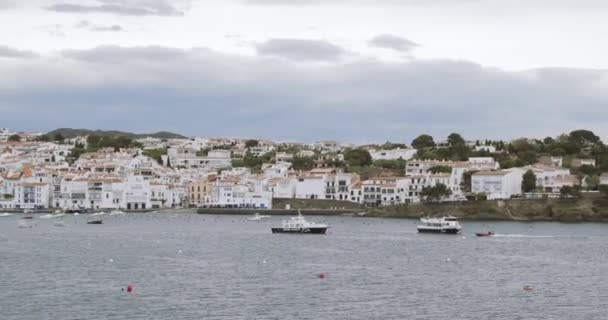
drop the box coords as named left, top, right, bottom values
left=46, top=128, right=187, bottom=139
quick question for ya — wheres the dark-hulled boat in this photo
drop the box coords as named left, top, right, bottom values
left=87, top=219, right=103, bottom=225
left=475, top=231, right=494, bottom=237
left=271, top=212, right=327, bottom=234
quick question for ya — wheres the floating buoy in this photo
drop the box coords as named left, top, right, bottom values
left=109, top=258, right=114, bottom=263
left=318, top=273, right=325, bottom=279
left=523, top=285, right=534, bottom=291
left=178, top=249, right=183, bottom=254
left=127, top=285, right=133, bottom=292
left=445, top=258, right=451, bottom=262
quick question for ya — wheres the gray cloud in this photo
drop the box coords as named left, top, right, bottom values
left=369, top=34, right=418, bottom=52
left=46, top=0, right=186, bottom=16
left=1, top=45, right=608, bottom=143
left=256, top=39, right=346, bottom=62
left=0, top=45, right=39, bottom=59
left=76, top=20, right=123, bottom=32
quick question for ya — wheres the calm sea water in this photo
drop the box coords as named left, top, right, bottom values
left=1, top=213, right=607, bottom=320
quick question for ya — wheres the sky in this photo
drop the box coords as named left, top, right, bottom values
left=1, top=0, right=608, bottom=143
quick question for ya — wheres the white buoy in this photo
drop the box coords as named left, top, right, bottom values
left=109, top=258, right=114, bottom=263
left=178, top=249, right=183, bottom=253
left=445, top=258, right=451, bottom=262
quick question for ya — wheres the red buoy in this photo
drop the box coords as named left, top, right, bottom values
left=318, top=273, right=325, bottom=279
left=127, top=285, right=133, bottom=292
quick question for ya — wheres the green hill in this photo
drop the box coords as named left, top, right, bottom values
left=46, top=128, right=187, bottom=139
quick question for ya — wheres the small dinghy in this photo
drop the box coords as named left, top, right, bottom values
left=475, top=231, right=495, bottom=237
left=87, top=219, right=103, bottom=225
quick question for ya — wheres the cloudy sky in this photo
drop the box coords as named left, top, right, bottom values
left=1, top=0, right=608, bottom=143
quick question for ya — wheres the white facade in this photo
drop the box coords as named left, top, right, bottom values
left=370, top=148, right=417, bottom=161
left=14, top=183, right=50, bottom=209
left=471, top=169, right=524, bottom=199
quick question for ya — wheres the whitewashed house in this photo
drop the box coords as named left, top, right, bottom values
left=471, top=169, right=524, bottom=199
left=370, top=148, right=417, bottom=161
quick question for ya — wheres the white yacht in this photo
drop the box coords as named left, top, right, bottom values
left=271, top=212, right=328, bottom=234
left=417, top=216, right=462, bottom=234
left=247, top=212, right=270, bottom=221
left=0, top=213, right=13, bottom=217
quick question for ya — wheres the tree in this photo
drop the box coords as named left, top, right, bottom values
left=344, top=149, right=372, bottom=167
left=427, top=165, right=452, bottom=174
left=585, top=175, right=600, bottom=191
left=560, top=185, right=581, bottom=198
left=569, top=130, right=600, bottom=146
left=53, top=133, right=65, bottom=142
left=7, top=134, right=21, bottom=142
left=245, top=139, right=259, bottom=148
left=447, top=133, right=465, bottom=146
left=411, top=134, right=436, bottom=150
left=143, top=148, right=168, bottom=165
left=380, top=142, right=407, bottom=150
left=291, top=156, right=315, bottom=170
left=522, top=170, right=537, bottom=193
left=420, top=183, right=452, bottom=202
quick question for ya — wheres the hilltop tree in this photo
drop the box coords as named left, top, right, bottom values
left=53, top=133, right=65, bottom=142
left=447, top=133, right=465, bottom=146
left=569, top=130, right=600, bottom=146
left=8, top=134, right=21, bottom=142
left=522, top=170, right=537, bottom=193
left=245, top=139, right=259, bottom=148
left=412, top=134, right=435, bottom=150
left=344, top=149, right=372, bottom=167
left=420, top=183, right=452, bottom=202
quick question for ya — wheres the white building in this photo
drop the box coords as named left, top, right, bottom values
left=370, top=148, right=417, bottom=161
left=14, top=182, right=50, bottom=209
left=471, top=169, right=524, bottom=199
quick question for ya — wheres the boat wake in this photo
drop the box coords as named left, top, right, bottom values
left=491, top=234, right=589, bottom=239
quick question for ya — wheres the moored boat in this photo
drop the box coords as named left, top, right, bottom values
left=271, top=212, right=328, bottom=234
left=0, top=213, right=13, bottom=217
left=475, top=231, right=495, bottom=237
left=417, top=216, right=462, bottom=234
left=87, top=219, right=103, bottom=225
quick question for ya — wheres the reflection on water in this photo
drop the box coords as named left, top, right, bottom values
left=1, top=213, right=607, bottom=319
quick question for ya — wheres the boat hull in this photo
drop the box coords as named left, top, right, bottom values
left=417, top=227, right=460, bottom=234
left=87, top=220, right=103, bottom=225
left=272, top=227, right=327, bottom=234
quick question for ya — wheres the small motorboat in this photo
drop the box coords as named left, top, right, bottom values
left=87, top=219, right=103, bottom=225
left=18, top=221, right=32, bottom=228
left=90, top=211, right=107, bottom=217
left=0, top=213, right=13, bottom=217
left=109, top=210, right=125, bottom=216
left=247, top=212, right=270, bottom=221
left=475, top=231, right=495, bottom=237
left=22, top=216, right=33, bottom=220
left=40, top=213, right=65, bottom=219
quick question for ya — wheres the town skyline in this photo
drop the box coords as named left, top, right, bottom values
left=4, top=126, right=608, bottom=146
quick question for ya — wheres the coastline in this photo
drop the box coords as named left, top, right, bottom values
left=196, top=198, right=608, bottom=223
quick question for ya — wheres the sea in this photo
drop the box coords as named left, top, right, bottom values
left=1, top=213, right=607, bottom=320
